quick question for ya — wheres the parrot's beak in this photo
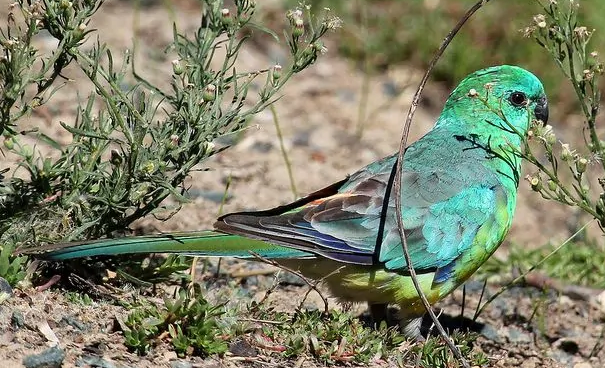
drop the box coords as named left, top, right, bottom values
left=534, top=96, right=549, bottom=125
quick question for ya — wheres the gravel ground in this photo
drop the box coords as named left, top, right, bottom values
left=1, top=1, right=604, bottom=367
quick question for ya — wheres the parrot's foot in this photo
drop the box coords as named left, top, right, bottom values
left=369, top=304, right=424, bottom=341
left=368, top=303, right=402, bottom=328
left=399, top=316, right=424, bottom=341
left=368, top=303, right=389, bottom=327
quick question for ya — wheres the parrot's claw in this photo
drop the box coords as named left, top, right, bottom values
left=399, top=316, right=424, bottom=340
left=369, top=303, right=389, bottom=327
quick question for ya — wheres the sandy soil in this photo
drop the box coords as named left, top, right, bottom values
left=1, top=1, right=604, bottom=367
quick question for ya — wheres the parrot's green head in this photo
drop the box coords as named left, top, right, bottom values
left=438, top=65, right=548, bottom=140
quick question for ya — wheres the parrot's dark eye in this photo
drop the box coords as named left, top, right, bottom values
left=509, top=92, right=528, bottom=107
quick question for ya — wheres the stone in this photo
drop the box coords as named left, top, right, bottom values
left=23, top=346, right=65, bottom=368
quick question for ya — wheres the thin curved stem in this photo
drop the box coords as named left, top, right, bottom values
left=391, top=1, right=492, bottom=366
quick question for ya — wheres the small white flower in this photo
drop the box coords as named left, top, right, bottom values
left=533, top=14, right=547, bottom=28
left=560, top=142, right=575, bottom=161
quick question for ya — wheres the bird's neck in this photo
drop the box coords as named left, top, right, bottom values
left=427, top=125, right=522, bottom=191
left=465, top=130, right=524, bottom=191
left=434, top=110, right=527, bottom=191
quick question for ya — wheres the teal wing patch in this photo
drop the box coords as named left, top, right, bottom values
left=216, top=132, right=506, bottom=274
left=378, top=186, right=496, bottom=271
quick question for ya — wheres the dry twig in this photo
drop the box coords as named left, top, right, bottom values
left=517, top=270, right=603, bottom=301
left=249, top=251, right=336, bottom=314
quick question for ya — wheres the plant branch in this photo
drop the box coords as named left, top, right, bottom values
left=249, top=251, right=331, bottom=314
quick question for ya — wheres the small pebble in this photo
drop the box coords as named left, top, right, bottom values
left=277, top=272, right=306, bottom=286
left=382, top=80, right=399, bottom=97
left=11, top=310, right=25, bottom=329
left=76, top=355, right=132, bottom=368
left=488, top=297, right=508, bottom=319
left=229, top=339, right=257, bottom=357
left=0, top=276, right=13, bottom=296
left=463, top=280, right=486, bottom=294
left=558, top=328, right=578, bottom=339
left=479, top=324, right=501, bottom=342
left=520, top=357, right=540, bottom=368
left=170, top=361, right=192, bottom=368
left=61, top=315, right=87, bottom=331
left=292, top=131, right=311, bottom=147
left=251, top=141, right=273, bottom=153
left=163, top=351, right=177, bottom=361
left=337, top=89, right=355, bottom=103
left=547, top=350, right=574, bottom=366
left=507, top=326, right=532, bottom=343
left=23, top=346, right=65, bottom=368
left=573, top=362, right=593, bottom=368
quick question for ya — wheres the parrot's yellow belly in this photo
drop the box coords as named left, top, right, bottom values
left=278, top=259, right=457, bottom=318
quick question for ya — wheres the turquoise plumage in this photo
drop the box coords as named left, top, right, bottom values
left=29, top=65, right=548, bottom=337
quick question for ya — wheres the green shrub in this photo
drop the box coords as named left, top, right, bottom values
left=0, top=0, right=338, bottom=284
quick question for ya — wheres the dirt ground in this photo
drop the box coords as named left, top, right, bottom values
left=1, top=1, right=604, bottom=367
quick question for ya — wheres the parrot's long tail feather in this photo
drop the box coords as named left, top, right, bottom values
left=22, top=231, right=314, bottom=261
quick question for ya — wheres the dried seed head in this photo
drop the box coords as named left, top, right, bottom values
left=167, top=134, right=179, bottom=149
left=141, top=161, right=156, bottom=174
left=292, top=18, right=304, bottom=37
left=3, top=137, right=14, bottom=150
left=272, top=64, right=282, bottom=81
left=521, top=26, right=536, bottom=38
left=574, top=26, right=590, bottom=39
left=324, top=16, right=342, bottom=31
left=60, top=0, right=72, bottom=9
left=576, top=157, right=588, bottom=173
left=172, top=59, right=184, bottom=75
left=221, top=8, right=233, bottom=26
left=526, top=174, right=542, bottom=192
left=203, top=84, right=216, bottom=101
left=204, top=142, right=215, bottom=155
left=312, top=40, right=327, bottom=54
left=560, top=143, right=574, bottom=161
left=21, top=144, right=33, bottom=159
left=286, top=9, right=303, bottom=22
left=533, top=14, right=547, bottom=28
left=540, top=124, right=556, bottom=145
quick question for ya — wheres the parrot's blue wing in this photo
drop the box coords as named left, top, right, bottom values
left=216, top=132, right=505, bottom=274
